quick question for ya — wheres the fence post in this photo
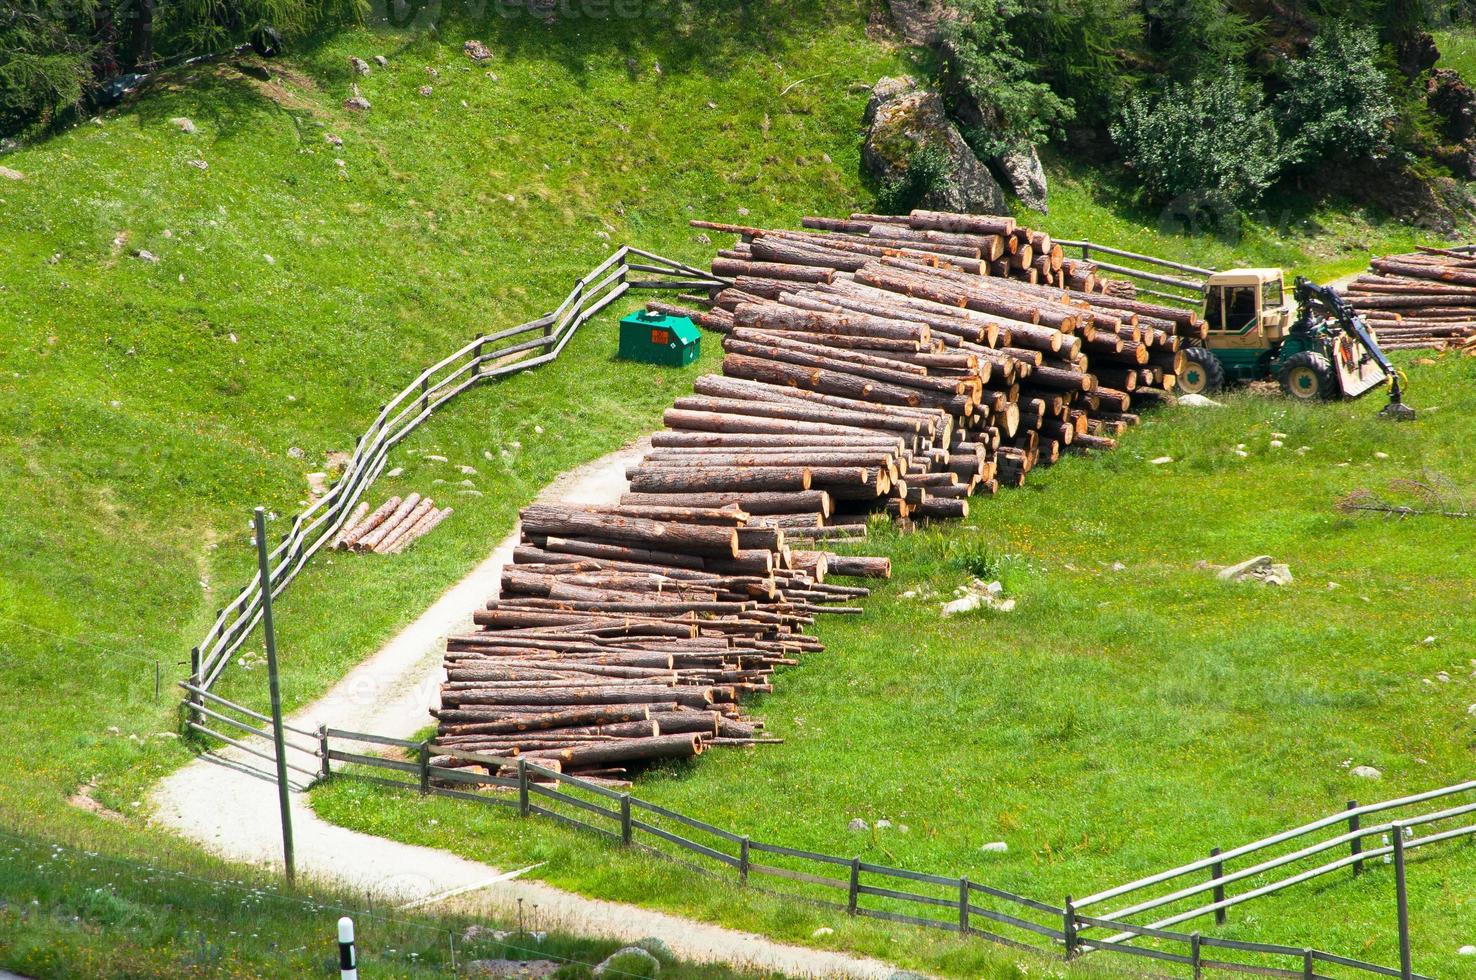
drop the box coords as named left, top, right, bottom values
left=1211, top=847, right=1226, bottom=925
left=319, top=725, right=331, bottom=780
left=418, top=741, right=430, bottom=795
left=958, top=877, right=969, bottom=933
left=188, top=647, right=202, bottom=726
left=420, top=377, right=428, bottom=412
left=518, top=759, right=530, bottom=816
left=739, top=836, right=750, bottom=884
left=1349, top=800, right=1363, bottom=876
left=1190, top=931, right=1202, bottom=980
left=847, top=858, right=860, bottom=916
left=1081, top=241, right=1092, bottom=261
left=1063, top=896, right=1078, bottom=960
left=620, top=794, right=632, bottom=846
left=1302, top=949, right=1314, bottom=980
left=1393, top=823, right=1412, bottom=980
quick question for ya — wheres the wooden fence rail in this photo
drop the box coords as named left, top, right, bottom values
left=304, top=726, right=1432, bottom=980
left=185, top=248, right=725, bottom=699
left=1056, top=238, right=1213, bottom=308
left=1076, top=779, right=1476, bottom=950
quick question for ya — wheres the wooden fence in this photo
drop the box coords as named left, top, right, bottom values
left=185, top=246, right=724, bottom=700
left=1056, top=239, right=1214, bottom=309
left=297, top=725, right=1435, bottom=980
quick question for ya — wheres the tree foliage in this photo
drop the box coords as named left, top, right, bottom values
left=1, top=0, right=364, bottom=138
left=939, top=0, right=1075, bottom=156
left=1276, top=25, right=1395, bottom=166
left=1110, top=67, right=1284, bottom=207
left=0, top=2, right=99, bottom=137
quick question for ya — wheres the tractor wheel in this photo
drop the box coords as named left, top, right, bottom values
left=1176, top=347, right=1226, bottom=395
left=1278, top=351, right=1336, bottom=401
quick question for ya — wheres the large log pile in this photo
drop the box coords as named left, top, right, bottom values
left=431, top=502, right=883, bottom=782
left=430, top=209, right=1205, bottom=783
left=1342, top=247, right=1476, bottom=351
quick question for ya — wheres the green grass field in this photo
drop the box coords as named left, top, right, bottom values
left=3, top=3, right=1475, bottom=977
left=0, top=823, right=789, bottom=979
left=317, top=357, right=1476, bottom=978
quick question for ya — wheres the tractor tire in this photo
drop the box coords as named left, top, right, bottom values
left=1278, top=351, right=1336, bottom=401
left=1176, top=347, right=1225, bottom=395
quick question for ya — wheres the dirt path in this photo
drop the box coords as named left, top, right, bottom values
left=149, top=439, right=903, bottom=979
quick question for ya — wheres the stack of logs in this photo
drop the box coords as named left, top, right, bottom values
left=429, top=209, right=1206, bottom=784
left=335, top=494, right=452, bottom=554
left=706, top=210, right=1124, bottom=295
left=431, top=502, right=887, bottom=782
left=658, top=208, right=1203, bottom=506
left=1342, top=247, right=1476, bottom=351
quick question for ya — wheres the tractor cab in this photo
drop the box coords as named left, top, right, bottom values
left=1201, top=269, right=1294, bottom=374
left=1177, top=269, right=1294, bottom=395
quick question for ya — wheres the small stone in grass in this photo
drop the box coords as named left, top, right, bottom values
left=875, top=819, right=892, bottom=829
left=813, top=927, right=834, bottom=938
left=848, top=818, right=868, bottom=832
left=1350, top=765, right=1382, bottom=780
left=1149, top=456, right=1173, bottom=465
left=1375, top=451, right=1389, bottom=459
left=980, top=841, right=1008, bottom=853
left=169, top=117, right=196, bottom=133
left=1460, top=945, right=1476, bottom=955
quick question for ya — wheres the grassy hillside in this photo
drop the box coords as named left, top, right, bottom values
left=0, top=1, right=909, bottom=824
left=2, top=2, right=1472, bottom=977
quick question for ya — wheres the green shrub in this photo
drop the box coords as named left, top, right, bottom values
left=1110, top=67, right=1284, bottom=207
left=875, top=142, right=956, bottom=214
left=1276, top=25, right=1395, bottom=166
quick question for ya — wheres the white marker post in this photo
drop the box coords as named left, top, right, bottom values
left=337, top=916, right=357, bottom=979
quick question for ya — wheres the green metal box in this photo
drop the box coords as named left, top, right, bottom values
left=618, top=310, right=701, bottom=367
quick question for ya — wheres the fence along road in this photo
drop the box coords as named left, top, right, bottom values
left=174, top=247, right=1449, bottom=980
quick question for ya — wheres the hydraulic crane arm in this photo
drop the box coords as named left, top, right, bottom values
left=1292, top=276, right=1413, bottom=417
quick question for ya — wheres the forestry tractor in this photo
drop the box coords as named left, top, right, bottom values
left=1174, top=270, right=1414, bottom=418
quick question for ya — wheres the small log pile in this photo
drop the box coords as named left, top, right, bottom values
left=1342, top=246, right=1476, bottom=351
left=334, top=494, right=453, bottom=554
left=431, top=501, right=884, bottom=782
left=429, top=209, right=1205, bottom=784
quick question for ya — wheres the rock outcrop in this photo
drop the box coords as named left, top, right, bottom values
left=862, top=79, right=1008, bottom=214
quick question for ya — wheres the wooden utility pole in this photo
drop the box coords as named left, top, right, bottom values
left=254, top=507, right=295, bottom=886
